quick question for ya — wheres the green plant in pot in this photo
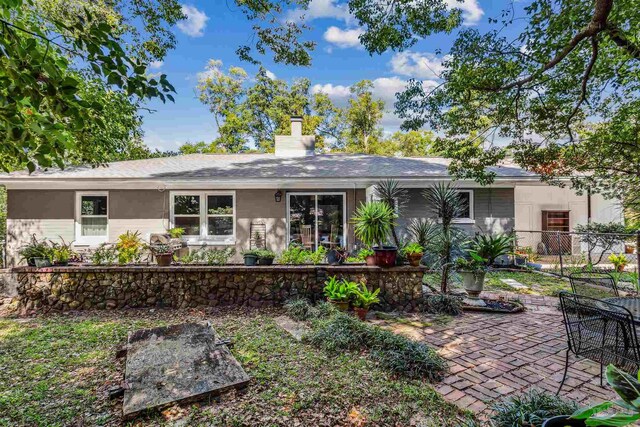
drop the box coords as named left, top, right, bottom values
left=403, top=242, right=424, bottom=267
left=18, top=235, right=53, bottom=267
left=455, top=251, right=488, bottom=298
left=150, top=243, right=173, bottom=266
left=323, top=276, right=357, bottom=311
left=353, top=282, right=380, bottom=320
left=560, top=364, right=640, bottom=427
left=608, top=253, right=628, bottom=272
left=242, top=250, right=260, bottom=266
left=352, top=201, right=397, bottom=268
left=168, top=227, right=185, bottom=239
left=256, top=249, right=276, bottom=265
left=51, top=238, right=76, bottom=266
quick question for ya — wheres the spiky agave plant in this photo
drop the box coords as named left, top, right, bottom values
left=374, top=179, right=408, bottom=248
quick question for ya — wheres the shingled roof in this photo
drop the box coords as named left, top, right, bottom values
left=3, top=153, right=537, bottom=181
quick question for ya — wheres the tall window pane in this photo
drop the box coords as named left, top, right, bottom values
left=174, top=195, right=200, bottom=235
left=317, top=194, right=344, bottom=247
left=80, top=195, right=107, bottom=236
left=289, top=195, right=316, bottom=249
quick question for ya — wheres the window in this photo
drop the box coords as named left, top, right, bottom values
left=76, top=192, right=108, bottom=244
left=287, top=193, right=346, bottom=250
left=455, top=190, right=473, bottom=221
left=171, top=192, right=235, bottom=243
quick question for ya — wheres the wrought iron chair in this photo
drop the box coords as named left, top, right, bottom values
left=557, top=291, right=640, bottom=394
left=569, top=271, right=619, bottom=299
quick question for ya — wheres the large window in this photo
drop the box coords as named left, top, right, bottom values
left=171, top=192, right=235, bottom=243
left=287, top=193, right=345, bottom=250
left=76, top=192, right=108, bottom=244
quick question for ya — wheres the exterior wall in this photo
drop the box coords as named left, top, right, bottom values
left=5, top=188, right=367, bottom=266
left=398, top=188, right=515, bottom=236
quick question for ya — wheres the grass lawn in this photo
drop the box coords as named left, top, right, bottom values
left=482, top=270, right=571, bottom=296
left=0, top=308, right=471, bottom=427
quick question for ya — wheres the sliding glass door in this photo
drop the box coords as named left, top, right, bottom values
left=287, top=193, right=345, bottom=250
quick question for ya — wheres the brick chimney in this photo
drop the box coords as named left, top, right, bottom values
left=274, top=116, right=315, bottom=157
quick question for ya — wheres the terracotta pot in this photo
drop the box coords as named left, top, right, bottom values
left=155, top=253, right=173, bottom=266
left=373, top=246, right=398, bottom=268
left=407, top=253, right=423, bottom=267
left=354, top=307, right=369, bottom=321
left=365, top=255, right=376, bottom=266
left=617, top=264, right=626, bottom=272
left=460, top=270, right=486, bottom=298
left=625, top=244, right=635, bottom=254
left=328, top=299, right=349, bottom=312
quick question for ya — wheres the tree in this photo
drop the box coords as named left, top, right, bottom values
left=370, top=130, right=437, bottom=157
left=0, top=0, right=176, bottom=172
left=344, top=81, right=384, bottom=154
left=195, top=62, right=345, bottom=152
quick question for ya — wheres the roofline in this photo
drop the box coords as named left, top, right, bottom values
left=0, top=176, right=551, bottom=190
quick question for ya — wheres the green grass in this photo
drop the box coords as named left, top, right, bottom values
left=483, top=270, right=571, bottom=296
left=0, top=309, right=471, bottom=426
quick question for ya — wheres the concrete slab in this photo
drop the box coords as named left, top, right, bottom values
left=274, top=315, right=310, bottom=341
left=122, top=322, right=250, bottom=420
left=500, top=278, right=528, bottom=289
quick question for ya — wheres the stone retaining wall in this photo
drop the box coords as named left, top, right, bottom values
left=13, top=265, right=427, bottom=312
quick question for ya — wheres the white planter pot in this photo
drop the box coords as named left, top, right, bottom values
left=460, top=271, right=486, bottom=298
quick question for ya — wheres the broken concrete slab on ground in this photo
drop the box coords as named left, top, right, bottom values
left=122, top=322, right=251, bottom=420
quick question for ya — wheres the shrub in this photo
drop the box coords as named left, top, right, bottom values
left=489, top=390, right=578, bottom=427
left=424, top=294, right=463, bottom=316
left=168, top=227, right=185, bottom=239
left=306, top=312, right=446, bottom=381
left=471, top=233, right=514, bottom=265
left=202, top=248, right=235, bottom=265
left=91, top=243, right=118, bottom=265
left=115, top=231, right=145, bottom=264
left=306, top=246, right=327, bottom=264
left=18, top=235, right=54, bottom=263
left=284, top=298, right=338, bottom=321
left=278, top=246, right=310, bottom=264
left=255, top=249, right=276, bottom=259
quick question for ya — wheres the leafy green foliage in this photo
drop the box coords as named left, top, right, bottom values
left=352, top=201, right=397, bottom=248
left=344, top=80, right=385, bottom=153
left=575, top=222, right=630, bottom=264
left=277, top=245, right=326, bottom=265
left=353, top=282, right=381, bottom=309
left=374, top=179, right=408, bottom=247
left=18, top=235, right=54, bottom=263
left=471, top=233, right=514, bottom=265
left=201, top=248, right=236, bottom=265
left=403, top=242, right=425, bottom=256
left=0, top=0, right=177, bottom=171
left=168, top=227, right=185, bottom=239
left=306, top=312, right=447, bottom=381
left=609, top=253, right=628, bottom=270
left=115, top=231, right=145, bottom=264
left=90, top=243, right=117, bottom=265
left=50, top=238, right=76, bottom=263
left=572, top=365, right=640, bottom=426
left=489, top=390, right=579, bottom=427
left=407, top=218, right=439, bottom=251
left=323, top=276, right=359, bottom=303
left=424, top=294, right=463, bottom=316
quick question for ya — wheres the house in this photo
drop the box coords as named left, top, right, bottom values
left=0, top=117, right=623, bottom=266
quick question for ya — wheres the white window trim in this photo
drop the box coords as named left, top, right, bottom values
left=170, top=191, right=236, bottom=245
left=286, top=192, right=347, bottom=248
left=452, top=190, right=474, bottom=223
left=75, top=191, right=109, bottom=246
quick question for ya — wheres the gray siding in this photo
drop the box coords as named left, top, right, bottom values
left=398, top=188, right=515, bottom=237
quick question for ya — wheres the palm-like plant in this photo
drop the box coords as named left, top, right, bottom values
left=352, top=201, right=397, bottom=248
left=407, top=218, right=438, bottom=250
left=374, top=179, right=408, bottom=248
left=422, top=183, right=468, bottom=293
left=471, top=233, right=514, bottom=265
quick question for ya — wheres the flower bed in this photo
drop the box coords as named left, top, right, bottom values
left=12, top=265, right=427, bottom=313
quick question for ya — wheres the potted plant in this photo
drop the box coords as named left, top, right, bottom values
left=243, top=250, right=259, bottom=266
left=353, top=282, right=380, bottom=320
left=256, top=249, right=276, bottom=265
left=18, top=235, right=53, bottom=267
left=403, top=243, right=424, bottom=267
left=547, top=364, right=637, bottom=427
left=115, top=231, right=145, bottom=264
left=150, top=243, right=173, bottom=266
left=455, top=252, right=488, bottom=297
left=323, top=276, right=357, bottom=311
left=51, top=239, right=76, bottom=266
left=327, top=246, right=347, bottom=265
left=168, top=227, right=185, bottom=239
left=608, top=253, right=628, bottom=272
left=352, top=201, right=397, bottom=268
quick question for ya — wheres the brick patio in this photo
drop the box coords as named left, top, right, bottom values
left=374, top=292, right=618, bottom=415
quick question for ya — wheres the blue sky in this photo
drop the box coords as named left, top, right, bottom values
left=141, top=0, right=510, bottom=151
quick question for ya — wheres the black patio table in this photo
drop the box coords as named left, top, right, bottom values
left=602, top=297, right=640, bottom=324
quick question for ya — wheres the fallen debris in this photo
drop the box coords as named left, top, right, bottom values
left=274, top=315, right=310, bottom=341
left=122, top=322, right=250, bottom=420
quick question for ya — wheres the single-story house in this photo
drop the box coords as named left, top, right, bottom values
left=0, top=117, right=623, bottom=266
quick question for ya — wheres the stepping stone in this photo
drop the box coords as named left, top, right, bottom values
left=500, top=278, right=528, bottom=289
left=275, top=315, right=310, bottom=341
left=122, top=322, right=250, bottom=420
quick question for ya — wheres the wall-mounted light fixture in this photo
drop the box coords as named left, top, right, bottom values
left=274, top=190, right=283, bottom=203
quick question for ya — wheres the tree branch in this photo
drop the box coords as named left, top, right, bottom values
left=606, top=24, right=640, bottom=60
left=567, top=36, right=599, bottom=140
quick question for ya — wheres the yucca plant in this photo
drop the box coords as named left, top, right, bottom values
left=374, top=179, right=408, bottom=247
left=471, top=233, right=514, bottom=266
left=407, top=218, right=438, bottom=250
left=352, top=201, right=397, bottom=248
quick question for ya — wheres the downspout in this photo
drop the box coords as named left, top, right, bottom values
left=587, top=187, right=592, bottom=224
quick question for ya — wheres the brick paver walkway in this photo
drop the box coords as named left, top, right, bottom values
left=374, top=293, right=617, bottom=415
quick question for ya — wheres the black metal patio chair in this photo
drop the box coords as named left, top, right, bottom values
left=557, top=291, right=640, bottom=394
left=569, top=271, right=619, bottom=299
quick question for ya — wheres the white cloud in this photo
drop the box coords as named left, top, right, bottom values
left=149, top=60, right=164, bottom=69
left=286, top=0, right=352, bottom=23
left=312, top=83, right=351, bottom=99
left=445, top=0, right=484, bottom=25
left=265, top=70, right=277, bottom=80
left=389, top=51, right=448, bottom=80
left=323, top=26, right=363, bottom=49
left=177, top=5, right=209, bottom=37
